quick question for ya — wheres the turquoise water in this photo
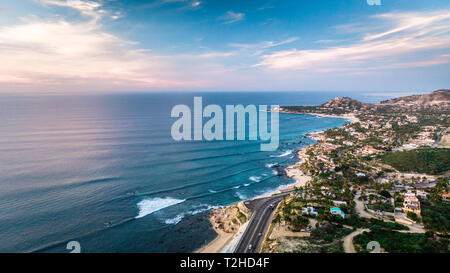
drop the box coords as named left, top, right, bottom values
left=0, top=92, right=390, bottom=252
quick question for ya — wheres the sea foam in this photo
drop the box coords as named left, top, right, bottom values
left=249, top=176, right=262, bottom=182
left=135, top=197, right=185, bottom=219
left=235, top=191, right=248, bottom=200
left=164, top=204, right=219, bottom=225
left=271, top=150, right=293, bottom=157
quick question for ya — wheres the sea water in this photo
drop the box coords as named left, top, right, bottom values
left=0, top=91, right=391, bottom=252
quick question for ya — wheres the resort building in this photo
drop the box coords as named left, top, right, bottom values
left=330, top=207, right=345, bottom=219
left=416, top=190, right=428, bottom=200
left=302, top=207, right=318, bottom=217
left=332, top=200, right=347, bottom=206
left=403, top=192, right=421, bottom=215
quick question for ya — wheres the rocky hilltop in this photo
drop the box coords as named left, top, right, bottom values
left=320, top=97, right=367, bottom=110
left=380, top=89, right=450, bottom=106
left=281, top=89, right=450, bottom=114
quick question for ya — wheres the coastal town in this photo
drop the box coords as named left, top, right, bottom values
left=200, top=89, right=450, bottom=253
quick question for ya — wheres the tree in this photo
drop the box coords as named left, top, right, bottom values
left=380, top=190, right=391, bottom=198
left=407, top=212, right=419, bottom=222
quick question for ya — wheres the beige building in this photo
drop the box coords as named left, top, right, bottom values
left=403, top=192, right=421, bottom=215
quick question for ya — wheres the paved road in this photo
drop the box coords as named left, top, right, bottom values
left=234, top=194, right=288, bottom=253
left=432, top=128, right=445, bottom=147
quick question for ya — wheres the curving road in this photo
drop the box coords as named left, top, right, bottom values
left=354, top=194, right=377, bottom=219
left=234, top=193, right=288, bottom=253
left=343, top=228, right=369, bottom=253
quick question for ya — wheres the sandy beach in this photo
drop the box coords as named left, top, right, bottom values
left=195, top=222, right=235, bottom=253
left=196, top=160, right=313, bottom=253
left=274, top=107, right=360, bottom=124
left=196, top=201, right=251, bottom=253
left=304, top=112, right=360, bottom=123
left=285, top=162, right=311, bottom=188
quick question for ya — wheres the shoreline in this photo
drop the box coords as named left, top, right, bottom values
left=278, top=110, right=360, bottom=124
left=195, top=112, right=357, bottom=253
left=305, top=112, right=359, bottom=123
left=195, top=219, right=236, bottom=253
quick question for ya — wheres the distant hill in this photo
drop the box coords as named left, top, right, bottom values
left=320, top=97, right=368, bottom=110
left=281, top=89, right=449, bottom=114
left=380, top=89, right=450, bottom=107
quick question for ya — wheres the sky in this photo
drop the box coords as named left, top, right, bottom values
left=0, top=0, right=449, bottom=93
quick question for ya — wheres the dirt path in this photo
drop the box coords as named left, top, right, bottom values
left=354, top=195, right=425, bottom=234
left=400, top=224, right=425, bottom=234
left=343, top=229, right=369, bottom=253
left=354, top=194, right=376, bottom=219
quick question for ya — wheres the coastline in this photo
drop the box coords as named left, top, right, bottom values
left=305, top=112, right=359, bottom=123
left=278, top=110, right=360, bottom=124
left=195, top=112, right=358, bottom=253
left=195, top=220, right=235, bottom=253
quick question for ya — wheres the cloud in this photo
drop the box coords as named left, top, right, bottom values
left=190, top=1, right=202, bottom=8
left=220, top=11, right=245, bottom=24
left=38, top=0, right=105, bottom=21
left=229, top=37, right=298, bottom=50
left=38, top=0, right=125, bottom=21
left=0, top=17, right=237, bottom=92
left=3, top=4, right=448, bottom=93
left=0, top=0, right=239, bottom=92
left=228, top=37, right=298, bottom=57
left=137, top=0, right=202, bottom=11
left=256, top=11, right=450, bottom=72
left=0, top=19, right=162, bottom=85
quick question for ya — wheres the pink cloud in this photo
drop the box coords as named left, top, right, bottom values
left=256, top=11, right=450, bottom=72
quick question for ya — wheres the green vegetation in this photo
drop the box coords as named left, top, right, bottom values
left=273, top=95, right=450, bottom=253
left=324, top=213, right=407, bottom=231
left=380, top=190, right=391, bottom=198
left=288, top=215, right=310, bottom=231
left=421, top=199, right=450, bottom=234
left=368, top=219, right=408, bottom=231
left=354, top=226, right=449, bottom=253
left=380, top=148, right=450, bottom=175
left=310, top=223, right=352, bottom=243
left=430, top=177, right=450, bottom=202
left=407, top=212, right=420, bottom=222
left=342, top=213, right=366, bottom=228
left=368, top=202, right=394, bottom=213
left=238, top=211, right=247, bottom=224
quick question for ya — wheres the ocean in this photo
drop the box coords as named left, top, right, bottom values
left=0, top=91, right=392, bottom=252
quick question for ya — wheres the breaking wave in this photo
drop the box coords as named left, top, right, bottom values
left=135, top=197, right=185, bottom=219
left=164, top=204, right=219, bottom=225
left=270, top=150, right=293, bottom=157
left=235, top=191, right=248, bottom=200
left=249, top=176, right=262, bottom=182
